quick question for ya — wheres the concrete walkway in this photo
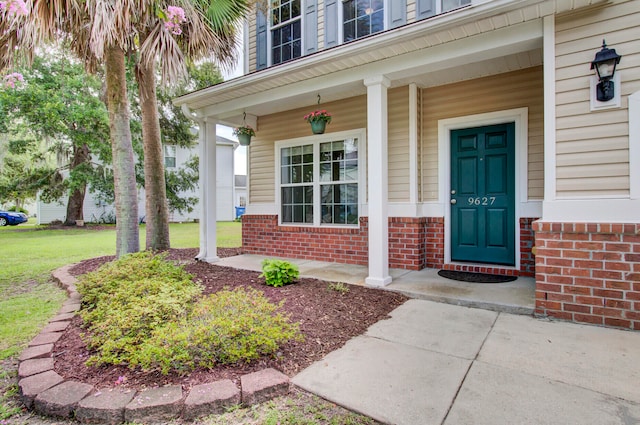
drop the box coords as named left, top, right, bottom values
left=216, top=255, right=640, bottom=424
left=293, top=299, right=640, bottom=425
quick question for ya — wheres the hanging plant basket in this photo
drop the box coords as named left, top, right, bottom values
left=310, top=120, right=327, bottom=134
left=233, top=125, right=255, bottom=146
left=304, top=110, right=332, bottom=135
left=237, top=133, right=252, bottom=146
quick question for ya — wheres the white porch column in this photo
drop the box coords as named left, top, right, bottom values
left=196, top=118, right=207, bottom=260
left=364, top=75, right=392, bottom=287
left=202, top=119, right=219, bottom=262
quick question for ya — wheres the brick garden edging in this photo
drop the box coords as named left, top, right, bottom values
left=17, top=265, right=291, bottom=423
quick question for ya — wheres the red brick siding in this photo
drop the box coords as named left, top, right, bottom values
left=520, top=217, right=536, bottom=277
left=425, top=218, right=444, bottom=269
left=242, top=215, right=429, bottom=270
left=533, top=221, right=640, bottom=330
left=242, top=215, right=369, bottom=265
left=243, top=215, right=538, bottom=275
left=389, top=217, right=427, bottom=270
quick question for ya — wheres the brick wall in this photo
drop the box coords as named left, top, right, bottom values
left=242, top=215, right=369, bottom=265
left=520, top=217, right=536, bottom=277
left=534, top=222, right=640, bottom=330
left=389, top=218, right=427, bottom=270
left=243, top=214, right=538, bottom=274
left=242, top=215, right=429, bottom=270
left=425, top=217, right=444, bottom=268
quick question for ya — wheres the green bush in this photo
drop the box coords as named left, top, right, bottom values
left=134, top=287, right=302, bottom=374
left=259, top=259, right=299, bottom=287
left=7, top=206, right=28, bottom=214
left=77, top=252, right=202, bottom=366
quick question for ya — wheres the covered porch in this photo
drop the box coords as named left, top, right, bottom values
left=215, top=253, right=535, bottom=315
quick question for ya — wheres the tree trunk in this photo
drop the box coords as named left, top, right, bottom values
left=105, top=45, right=139, bottom=257
left=135, top=60, right=171, bottom=251
left=64, top=143, right=90, bottom=226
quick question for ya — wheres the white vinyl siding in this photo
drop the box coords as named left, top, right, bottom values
left=554, top=0, right=640, bottom=198
left=421, top=67, right=544, bottom=202
left=249, top=95, right=367, bottom=204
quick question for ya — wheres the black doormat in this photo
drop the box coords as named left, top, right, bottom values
left=437, top=269, right=517, bottom=283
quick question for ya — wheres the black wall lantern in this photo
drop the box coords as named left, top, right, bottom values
left=590, top=40, right=622, bottom=102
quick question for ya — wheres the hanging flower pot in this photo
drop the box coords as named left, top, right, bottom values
left=304, top=109, right=332, bottom=135
left=310, top=120, right=327, bottom=134
left=233, top=125, right=255, bottom=146
left=237, top=133, right=252, bottom=146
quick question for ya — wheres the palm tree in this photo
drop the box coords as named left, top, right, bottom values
left=1, top=0, right=250, bottom=255
left=134, top=0, right=249, bottom=251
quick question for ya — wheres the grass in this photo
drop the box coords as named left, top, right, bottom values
left=198, top=389, right=378, bottom=425
left=0, top=222, right=239, bottom=360
left=0, top=221, right=376, bottom=424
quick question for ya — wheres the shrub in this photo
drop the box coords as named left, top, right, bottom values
left=134, top=287, right=302, bottom=374
left=77, top=252, right=202, bottom=366
left=259, top=259, right=299, bottom=287
left=7, top=205, right=28, bottom=214
left=328, top=282, right=350, bottom=294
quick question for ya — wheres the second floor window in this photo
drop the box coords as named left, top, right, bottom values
left=343, top=0, right=384, bottom=42
left=164, top=145, right=176, bottom=169
left=271, top=0, right=302, bottom=65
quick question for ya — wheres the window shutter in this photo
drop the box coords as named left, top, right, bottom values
left=389, top=0, right=407, bottom=28
left=304, top=0, right=318, bottom=54
left=256, top=8, right=267, bottom=70
left=324, top=0, right=338, bottom=48
left=416, top=0, right=436, bottom=20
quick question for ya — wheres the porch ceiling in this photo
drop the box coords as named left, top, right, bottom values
left=173, top=0, right=600, bottom=126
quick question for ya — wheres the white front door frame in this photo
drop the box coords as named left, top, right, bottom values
left=438, top=107, right=530, bottom=270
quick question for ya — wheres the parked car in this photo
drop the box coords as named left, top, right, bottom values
left=0, top=210, right=28, bottom=226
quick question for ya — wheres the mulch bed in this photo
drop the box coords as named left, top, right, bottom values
left=53, top=248, right=408, bottom=392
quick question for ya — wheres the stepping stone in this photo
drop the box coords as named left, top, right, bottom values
left=19, top=344, right=54, bottom=361
left=68, top=291, right=82, bottom=303
left=41, top=321, right=71, bottom=333
left=19, top=370, right=64, bottom=409
left=49, top=312, right=75, bottom=322
left=28, top=332, right=63, bottom=347
left=34, top=380, right=93, bottom=418
left=59, top=303, right=81, bottom=314
left=76, top=389, right=137, bottom=424
left=183, top=380, right=241, bottom=420
left=241, top=368, right=290, bottom=406
left=125, top=385, right=183, bottom=423
left=19, top=358, right=54, bottom=378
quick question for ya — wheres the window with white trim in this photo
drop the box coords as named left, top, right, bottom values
left=278, top=134, right=362, bottom=226
left=441, top=0, right=471, bottom=13
left=270, top=0, right=302, bottom=65
left=342, top=0, right=384, bottom=42
left=164, top=145, right=176, bottom=169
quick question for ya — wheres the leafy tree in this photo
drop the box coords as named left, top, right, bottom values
left=0, top=53, right=110, bottom=222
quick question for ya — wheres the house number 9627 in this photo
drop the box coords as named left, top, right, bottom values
left=468, top=197, right=496, bottom=206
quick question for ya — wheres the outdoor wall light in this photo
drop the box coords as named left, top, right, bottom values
left=590, top=40, right=622, bottom=102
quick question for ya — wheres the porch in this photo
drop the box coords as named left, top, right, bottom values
left=215, top=254, right=535, bottom=315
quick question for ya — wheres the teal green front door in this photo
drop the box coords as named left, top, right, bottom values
left=450, top=123, right=515, bottom=266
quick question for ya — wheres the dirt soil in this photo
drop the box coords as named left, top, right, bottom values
left=53, top=248, right=408, bottom=392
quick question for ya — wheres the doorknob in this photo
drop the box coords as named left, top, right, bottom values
left=451, top=190, right=456, bottom=195
left=450, top=199, right=457, bottom=205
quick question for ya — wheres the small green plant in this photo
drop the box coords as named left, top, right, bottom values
left=328, top=282, right=350, bottom=294
left=135, top=287, right=302, bottom=374
left=260, top=259, right=299, bottom=287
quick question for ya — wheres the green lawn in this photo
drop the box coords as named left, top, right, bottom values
left=0, top=222, right=240, bottom=359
